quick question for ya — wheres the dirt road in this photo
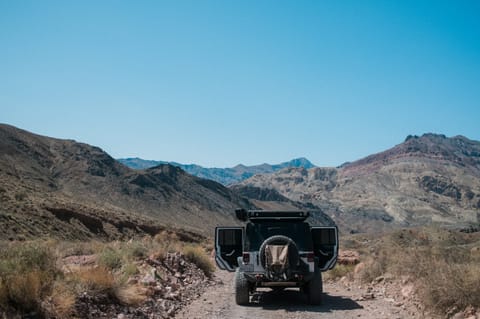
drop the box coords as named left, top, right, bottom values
left=175, top=270, right=422, bottom=319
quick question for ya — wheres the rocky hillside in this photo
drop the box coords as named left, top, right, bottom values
left=236, top=134, right=480, bottom=233
left=118, top=157, right=315, bottom=185
left=0, top=124, right=252, bottom=240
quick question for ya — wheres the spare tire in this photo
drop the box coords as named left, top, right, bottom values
left=259, top=235, right=299, bottom=269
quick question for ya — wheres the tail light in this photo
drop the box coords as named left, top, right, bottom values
left=242, top=252, right=250, bottom=264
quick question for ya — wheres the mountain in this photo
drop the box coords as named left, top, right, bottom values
left=0, top=124, right=253, bottom=240
left=117, top=157, right=316, bottom=185
left=235, top=134, right=480, bottom=233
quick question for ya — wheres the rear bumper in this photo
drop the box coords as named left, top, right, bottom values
left=244, top=272, right=314, bottom=286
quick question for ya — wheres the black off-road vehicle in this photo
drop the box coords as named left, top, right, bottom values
left=215, top=209, right=338, bottom=305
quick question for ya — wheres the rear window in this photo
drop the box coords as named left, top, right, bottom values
left=245, top=221, right=313, bottom=251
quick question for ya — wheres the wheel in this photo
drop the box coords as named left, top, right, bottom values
left=307, top=271, right=323, bottom=305
left=235, top=268, right=250, bottom=305
left=259, top=235, right=299, bottom=269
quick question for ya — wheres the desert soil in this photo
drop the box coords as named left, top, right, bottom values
left=175, top=269, right=424, bottom=319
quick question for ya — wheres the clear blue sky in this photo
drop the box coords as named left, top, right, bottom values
left=1, top=1, right=479, bottom=167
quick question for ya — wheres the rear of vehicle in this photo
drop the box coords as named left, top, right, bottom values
left=215, top=210, right=338, bottom=305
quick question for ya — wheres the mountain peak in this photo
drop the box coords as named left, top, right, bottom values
left=343, top=133, right=480, bottom=176
left=285, top=157, right=315, bottom=168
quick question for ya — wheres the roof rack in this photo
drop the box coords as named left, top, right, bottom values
left=235, top=209, right=309, bottom=222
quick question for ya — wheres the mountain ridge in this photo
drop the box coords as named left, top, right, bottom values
left=235, top=133, right=480, bottom=233
left=117, top=157, right=316, bottom=185
left=0, top=123, right=253, bottom=240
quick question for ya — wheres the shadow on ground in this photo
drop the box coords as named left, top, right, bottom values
left=248, top=288, right=363, bottom=313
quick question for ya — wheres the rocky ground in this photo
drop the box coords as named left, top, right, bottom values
left=175, top=266, right=480, bottom=319
left=61, top=252, right=214, bottom=319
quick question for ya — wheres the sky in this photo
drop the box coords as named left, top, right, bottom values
left=1, top=1, right=479, bottom=167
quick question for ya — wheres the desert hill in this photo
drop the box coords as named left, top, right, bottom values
left=0, top=124, right=252, bottom=240
left=118, top=157, right=315, bottom=185
left=236, top=134, right=480, bottom=233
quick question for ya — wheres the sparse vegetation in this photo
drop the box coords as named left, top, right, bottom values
left=324, top=264, right=355, bottom=280
left=357, top=227, right=480, bottom=314
left=0, top=231, right=211, bottom=318
left=183, top=245, right=215, bottom=278
left=74, top=266, right=116, bottom=293
left=98, top=246, right=123, bottom=270
left=0, top=241, right=57, bottom=315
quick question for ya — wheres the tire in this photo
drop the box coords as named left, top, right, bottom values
left=235, top=268, right=250, bottom=305
left=307, top=271, right=323, bottom=305
left=259, top=235, right=299, bottom=269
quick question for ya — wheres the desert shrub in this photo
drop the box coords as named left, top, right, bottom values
left=0, top=241, right=56, bottom=274
left=183, top=245, right=214, bottom=277
left=122, top=262, right=139, bottom=277
left=6, top=271, right=43, bottom=311
left=118, top=262, right=139, bottom=285
left=125, top=241, right=148, bottom=260
left=98, top=247, right=123, bottom=270
left=359, top=227, right=480, bottom=314
left=0, top=241, right=57, bottom=314
left=114, top=285, right=147, bottom=306
left=48, top=281, right=76, bottom=319
left=420, top=260, right=480, bottom=313
left=325, top=264, right=355, bottom=280
left=150, top=231, right=184, bottom=258
left=75, top=267, right=115, bottom=293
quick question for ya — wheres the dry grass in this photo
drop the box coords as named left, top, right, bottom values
left=0, top=230, right=208, bottom=317
left=98, top=247, right=123, bottom=270
left=324, top=264, right=355, bottom=280
left=420, top=261, right=480, bottom=312
left=0, top=241, right=57, bottom=314
left=357, top=227, right=480, bottom=314
left=74, top=267, right=115, bottom=293
left=49, top=281, right=76, bottom=319
left=115, top=285, right=148, bottom=306
left=182, top=245, right=214, bottom=278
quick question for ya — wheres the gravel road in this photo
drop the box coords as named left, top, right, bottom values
left=175, top=269, right=421, bottom=319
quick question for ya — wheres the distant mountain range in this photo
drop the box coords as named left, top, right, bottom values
left=236, top=133, right=480, bottom=233
left=2, top=123, right=479, bottom=239
left=117, top=157, right=316, bottom=185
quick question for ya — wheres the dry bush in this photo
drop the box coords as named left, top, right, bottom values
left=74, top=267, right=115, bottom=293
left=182, top=245, right=214, bottom=277
left=420, top=261, right=480, bottom=313
left=359, top=227, right=480, bottom=314
left=98, top=247, right=123, bottom=270
left=0, top=241, right=56, bottom=274
left=150, top=231, right=185, bottom=259
left=124, top=241, right=148, bottom=260
left=0, top=241, right=57, bottom=314
left=114, top=285, right=148, bottom=306
left=48, top=281, right=76, bottom=319
left=118, top=262, right=139, bottom=285
left=324, top=264, right=355, bottom=280
left=6, top=271, right=43, bottom=311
